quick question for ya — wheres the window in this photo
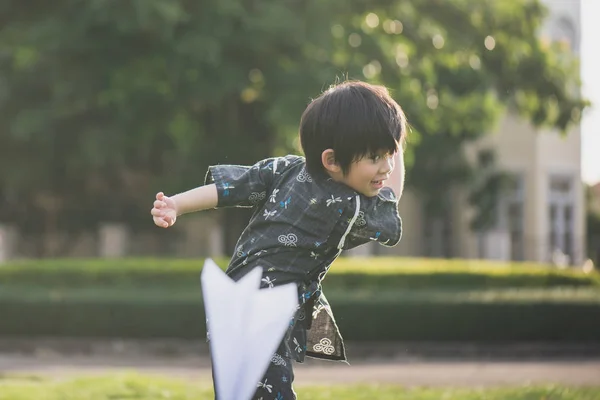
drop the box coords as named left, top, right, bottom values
left=423, top=207, right=453, bottom=258
left=493, top=174, right=525, bottom=261
left=548, top=175, right=576, bottom=264
left=507, top=201, right=524, bottom=261
left=505, top=176, right=525, bottom=261
left=556, top=16, right=578, bottom=52
left=545, top=14, right=579, bottom=53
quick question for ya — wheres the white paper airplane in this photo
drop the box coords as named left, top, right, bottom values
left=200, top=258, right=299, bottom=400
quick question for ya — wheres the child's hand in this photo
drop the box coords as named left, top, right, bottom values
left=151, top=192, right=178, bottom=228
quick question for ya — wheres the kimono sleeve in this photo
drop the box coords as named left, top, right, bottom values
left=204, top=157, right=278, bottom=208
left=343, top=187, right=402, bottom=249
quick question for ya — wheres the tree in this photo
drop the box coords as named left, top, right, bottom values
left=0, top=0, right=588, bottom=255
left=315, top=0, right=587, bottom=225
left=586, top=185, right=600, bottom=264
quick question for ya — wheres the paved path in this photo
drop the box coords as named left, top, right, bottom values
left=2, top=354, right=600, bottom=388
left=1, top=339, right=600, bottom=387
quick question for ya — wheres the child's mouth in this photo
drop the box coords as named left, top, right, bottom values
left=371, top=180, right=384, bottom=189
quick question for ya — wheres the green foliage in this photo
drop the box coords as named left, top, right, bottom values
left=1, top=257, right=600, bottom=341
left=1, top=374, right=599, bottom=400
left=2, top=287, right=600, bottom=340
left=0, top=0, right=588, bottom=254
left=1, top=257, right=598, bottom=288
left=586, top=185, right=600, bottom=262
left=588, top=214, right=600, bottom=260
left=0, top=374, right=212, bottom=400
left=301, top=385, right=600, bottom=400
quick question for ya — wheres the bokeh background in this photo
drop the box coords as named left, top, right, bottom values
left=1, top=0, right=600, bottom=399
left=0, top=0, right=598, bottom=264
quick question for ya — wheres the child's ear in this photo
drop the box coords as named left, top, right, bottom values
left=321, top=149, right=341, bottom=173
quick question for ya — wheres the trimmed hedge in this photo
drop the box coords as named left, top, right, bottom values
left=2, top=257, right=600, bottom=341
left=2, top=290, right=600, bottom=341
left=1, top=257, right=598, bottom=289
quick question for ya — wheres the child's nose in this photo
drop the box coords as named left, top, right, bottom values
left=380, top=157, right=393, bottom=174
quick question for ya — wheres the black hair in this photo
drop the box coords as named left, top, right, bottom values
left=299, top=80, right=407, bottom=176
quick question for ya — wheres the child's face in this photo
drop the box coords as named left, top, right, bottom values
left=340, top=151, right=395, bottom=197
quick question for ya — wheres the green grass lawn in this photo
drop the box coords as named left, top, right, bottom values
left=1, top=373, right=599, bottom=400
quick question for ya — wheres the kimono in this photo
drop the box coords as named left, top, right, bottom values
left=204, top=155, right=402, bottom=399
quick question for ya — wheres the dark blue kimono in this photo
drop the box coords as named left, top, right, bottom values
left=205, top=155, right=402, bottom=399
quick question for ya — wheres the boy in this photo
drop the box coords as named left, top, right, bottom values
left=151, top=80, right=407, bottom=399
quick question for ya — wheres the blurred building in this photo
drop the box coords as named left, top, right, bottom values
left=368, top=0, right=585, bottom=265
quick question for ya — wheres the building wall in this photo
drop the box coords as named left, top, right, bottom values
left=454, top=0, right=584, bottom=264
left=459, top=112, right=584, bottom=264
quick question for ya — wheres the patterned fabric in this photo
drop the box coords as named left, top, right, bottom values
left=252, top=350, right=296, bottom=400
left=211, top=350, right=296, bottom=400
left=204, top=155, right=402, bottom=363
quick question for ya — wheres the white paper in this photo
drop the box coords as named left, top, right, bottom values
left=201, top=258, right=298, bottom=400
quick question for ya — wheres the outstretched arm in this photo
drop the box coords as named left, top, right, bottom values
left=151, top=184, right=218, bottom=228
left=172, top=184, right=218, bottom=215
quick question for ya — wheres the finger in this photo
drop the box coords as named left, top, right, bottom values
left=154, top=200, right=166, bottom=208
left=156, top=192, right=164, bottom=200
left=150, top=208, right=163, bottom=217
left=154, top=217, right=169, bottom=228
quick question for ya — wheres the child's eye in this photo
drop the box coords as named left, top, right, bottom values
left=370, top=154, right=381, bottom=162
